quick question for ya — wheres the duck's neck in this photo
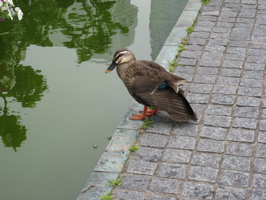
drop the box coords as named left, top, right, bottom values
left=116, top=60, right=135, bottom=80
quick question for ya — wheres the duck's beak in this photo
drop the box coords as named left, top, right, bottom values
left=105, top=61, right=117, bottom=73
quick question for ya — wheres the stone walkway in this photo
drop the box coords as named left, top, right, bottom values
left=112, top=0, right=266, bottom=200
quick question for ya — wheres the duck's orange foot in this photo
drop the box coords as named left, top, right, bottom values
left=129, top=106, right=158, bottom=120
left=141, top=108, right=158, bottom=116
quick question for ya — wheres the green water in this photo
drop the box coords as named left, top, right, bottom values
left=0, top=0, right=188, bottom=199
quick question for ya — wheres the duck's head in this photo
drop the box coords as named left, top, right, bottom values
left=105, top=49, right=135, bottom=73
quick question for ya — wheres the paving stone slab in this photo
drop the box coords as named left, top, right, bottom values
left=207, top=105, right=232, bottom=116
left=211, top=94, right=235, bottom=105
left=188, top=166, right=218, bottom=182
left=227, top=128, right=255, bottom=142
left=253, top=173, right=266, bottom=189
left=226, top=142, right=253, bottom=157
left=215, top=186, right=248, bottom=200
left=149, top=178, right=180, bottom=194
left=232, top=117, right=257, bottom=129
left=139, top=133, right=168, bottom=148
left=258, top=131, right=266, bottom=143
left=114, top=190, right=145, bottom=200
left=161, top=149, right=192, bottom=163
left=158, top=163, right=187, bottom=179
left=200, top=125, right=227, bottom=140
left=181, top=182, right=214, bottom=199
left=119, top=174, right=151, bottom=192
left=205, top=115, right=231, bottom=127
left=197, top=138, right=225, bottom=153
left=126, top=159, right=157, bottom=175
left=132, top=147, right=163, bottom=162
left=219, top=170, right=249, bottom=187
left=221, top=155, right=251, bottom=171
left=191, top=152, right=222, bottom=168
left=172, top=123, right=198, bottom=136
left=254, top=158, right=266, bottom=174
left=167, top=135, right=196, bottom=150
left=251, top=189, right=266, bottom=200
left=147, top=194, right=176, bottom=200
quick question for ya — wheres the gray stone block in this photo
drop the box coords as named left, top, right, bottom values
left=126, top=160, right=157, bottom=175
left=234, top=106, right=259, bottom=118
left=253, top=173, right=266, bottom=189
left=217, top=76, right=240, bottom=85
left=181, top=182, right=214, bottom=199
left=238, top=87, right=262, bottom=97
left=233, top=117, right=257, bottom=129
left=254, top=158, right=266, bottom=174
left=194, top=74, right=216, bottom=84
left=139, top=133, right=168, bottom=148
left=114, top=190, right=145, bottom=200
left=260, top=120, right=266, bottom=131
left=205, top=115, right=231, bottom=127
left=215, top=186, right=247, bottom=200
left=219, top=170, right=249, bottom=187
left=132, top=147, right=163, bottom=162
left=178, top=58, right=198, bottom=66
left=186, top=93, right=210, bottom=104
left=221, top=155, right=251, bottom=171
left=172, top=123, right=198, bottom=137
left=158, top=163, right=187, bottom=179
left=161, top=149, right=192, bottom=163
left=225, top=53, right=245, bottom=61
left=256, top=143, right=266, bottom=158
left=197, top=138, right=225, bottom=153
left=200, top=126, right=227, bottom=140
left=189, top=166, right=218, bottom=183
left=119, top=174, right=151, bottom=191
left=167, top=135, right=196, bottom=150
left=242, top=70, right=264, bottom=79
left=220, top=68, right=241, bottom=77
left=244, top=63, right=265, bottom=70
left=222, top=60, right=243, bottom=69
left=146, top=122, right=172, bottom=135
left=147, top=194, right=176, bottom=200
left=212, top=85, right=237, bottom=94
left=237, top=96, right=261, bottom=107
left=149, top=178, right=180, bottom=194
left=227, top=128, right=254, bottom=142
left=197, top=67, right=219, bottom=75
left=226, top=142, right=253, bottom=157
left=211, top=94, right=235, bottom=105
left=252, top=189, right=266, bottom=200
left=240, top=78, right=263, bottom=88
left=191, top=152, right=222, bottom=168
left=207, top=105, right=232, bottom=116
left=258, top=131, right=266, bottom=143
left=190, top=83, right=213, bottom=94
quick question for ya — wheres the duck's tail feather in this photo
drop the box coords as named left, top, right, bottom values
left=150, top=88, right=197, bottom=122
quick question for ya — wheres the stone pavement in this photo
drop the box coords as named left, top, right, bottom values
left=112, top=0, right=266, bottom=200
left=77, top=0, right=266, bottom=199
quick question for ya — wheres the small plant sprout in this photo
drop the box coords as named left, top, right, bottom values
left=130, top=144, right=140, bottom=152
left=168, top=59, right=178, bottom=72
left=140, top=117, right=154, bottom=129
left=108, top=177, right=122, bottom=187
left=100, top=193, right=115, bottom=200
left=202, top=0, right=211, bottom=5
left=186, top=26, right=194, bottom=34
left=178, top=44, right=186, bottom=53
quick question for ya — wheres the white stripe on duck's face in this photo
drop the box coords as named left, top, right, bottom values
left=114, top=51, right=134, bottom=64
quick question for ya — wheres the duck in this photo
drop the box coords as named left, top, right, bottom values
left=105, top=49, right=197, bottom=122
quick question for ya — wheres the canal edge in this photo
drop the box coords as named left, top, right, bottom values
left=76, top=0, right=203, bottom=199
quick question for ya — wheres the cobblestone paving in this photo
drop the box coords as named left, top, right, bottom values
left=113, top=0, right=266, bottom=199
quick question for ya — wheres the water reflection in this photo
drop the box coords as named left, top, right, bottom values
left=0, top=0, right=137, bottom=151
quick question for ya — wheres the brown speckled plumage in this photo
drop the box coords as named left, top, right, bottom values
left=106, top=49, right=197, bottom=122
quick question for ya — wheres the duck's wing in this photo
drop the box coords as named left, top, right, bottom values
left=140, top=61, right=187, bottom=94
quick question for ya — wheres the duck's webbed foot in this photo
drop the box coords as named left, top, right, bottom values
left=130, top=106, right=158, bottom=120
